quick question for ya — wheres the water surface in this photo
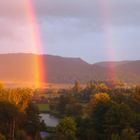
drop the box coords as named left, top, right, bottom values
left=40, top=113, right=59, bottom=127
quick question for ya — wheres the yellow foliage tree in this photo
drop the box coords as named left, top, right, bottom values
left=0, top=88, right=33, bottom=112
left=0, top=81, right=4, bottom=91
left=0, top=88, right=33, bottom=140
left=90, top=93, right=110, bottom=107
left=96, top=83, right=109, bottom=91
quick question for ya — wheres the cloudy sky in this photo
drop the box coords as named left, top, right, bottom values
left=0, top=0, right=140, bottom=63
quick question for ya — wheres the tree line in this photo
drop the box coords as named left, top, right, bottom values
left=47, top=81, right=140, bottom=140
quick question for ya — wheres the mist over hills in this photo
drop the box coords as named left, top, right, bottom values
left=0, top=53, right=140, bottom=85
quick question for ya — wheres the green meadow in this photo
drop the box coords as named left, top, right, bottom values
left=37, top=103, right=49, bottom=112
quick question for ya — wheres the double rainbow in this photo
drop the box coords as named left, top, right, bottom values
left=22, top=0, right=118, bottom=87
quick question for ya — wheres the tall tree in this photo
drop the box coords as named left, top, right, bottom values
left=22, top=102, right=41, bottom=138
left=0, top=101, right=18, bottom=140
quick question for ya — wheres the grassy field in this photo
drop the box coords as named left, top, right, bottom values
left=37, top=104, right=49, bottom=112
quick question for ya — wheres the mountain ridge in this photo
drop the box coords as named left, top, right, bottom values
left=0, top=53, right=139, bottom=85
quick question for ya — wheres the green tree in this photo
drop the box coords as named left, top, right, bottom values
left=130, top=92, right=140, bottom=113
left=132, top=113, right=140, bottom=135
left=23, top=102, right=41, bottom=138
left=111, top=128, right=139, bottom=140
left=88, top=93, right=111, bottom=140
left=0, top=101, right=18, bottom=140
left=90, top=101, right=110, bottom=140
left=57, top=95, right=80, bottom=116
left=105, top=103, right=134, bottom=137
left=76, top=117, right=97, bottom=140
left=54, top=117, right=77, bottom=140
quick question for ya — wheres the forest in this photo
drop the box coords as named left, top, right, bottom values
left=45, top=81, right=140, bottom=140
left=0, top=81, right=140, bottom=140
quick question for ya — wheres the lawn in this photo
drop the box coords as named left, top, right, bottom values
left=37, top=104, right=49, bottom=112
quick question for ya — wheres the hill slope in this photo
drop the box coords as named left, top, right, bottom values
left=0, top=53, right=139, bottom=85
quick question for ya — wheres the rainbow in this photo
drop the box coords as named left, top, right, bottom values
left=23, top=0, right=45, bottom=88
left=98, top=0, right=117, bottom=81
left=21, top=0, right=119, bottom=88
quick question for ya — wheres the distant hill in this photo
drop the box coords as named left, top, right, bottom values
left=0, top=53, right=140, bottom=85
left=94, top=61, right=131, bottom=68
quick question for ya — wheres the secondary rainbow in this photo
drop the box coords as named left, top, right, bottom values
left=98, top=0, right=117, bottom=81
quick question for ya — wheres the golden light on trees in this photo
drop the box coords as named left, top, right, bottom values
left=90, top=93, right=110, bottom=107
left=0, top=88, right=33, bottom=112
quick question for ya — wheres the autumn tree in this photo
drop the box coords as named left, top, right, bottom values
left=0, top=82, right=4, bottom=91
left=96, top=83, right=109, bottom=92
left=89, top=93, right=110, bottom=107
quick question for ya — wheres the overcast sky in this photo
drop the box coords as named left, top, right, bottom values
left=0, top=0, right=140, bottom=63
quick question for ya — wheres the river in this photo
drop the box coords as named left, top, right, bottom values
left=40, top=113, right=59, bottom=127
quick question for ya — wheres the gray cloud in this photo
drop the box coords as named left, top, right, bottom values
left=34, top=0, right=140, bottom=26
left=34, top=0, right=140, bottom=62
left=0, top=0, right=140, bottom=62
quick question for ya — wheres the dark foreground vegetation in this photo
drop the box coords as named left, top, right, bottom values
left=42, top=81, right=140, bottom=140
left=0, top=81, right=140, bottom=140
left=0, top=83, right=45, bottom=140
